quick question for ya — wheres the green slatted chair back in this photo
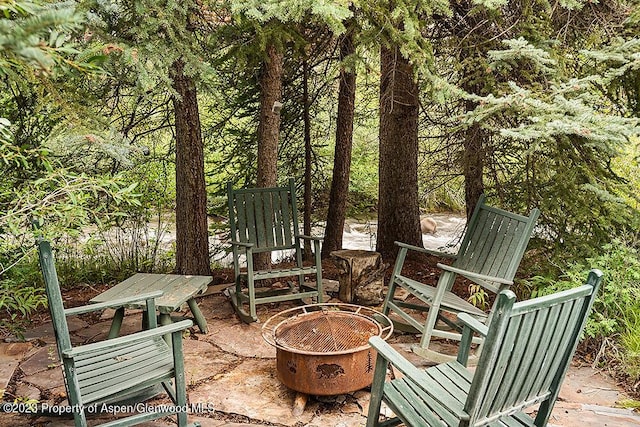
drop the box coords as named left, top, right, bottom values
left=228, top=178, right=299, bottom=253
left=466, top=270, right=603, bottom=426
left=454, top=195, right=540, bottom=293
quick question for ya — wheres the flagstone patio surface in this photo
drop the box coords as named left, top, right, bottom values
left=1, top=282, right=639, bottom=426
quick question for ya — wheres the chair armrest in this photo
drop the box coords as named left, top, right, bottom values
left=394, top=241, right=457, bottom=259
left=456, top=313, right=488, bottom=366
left=369, top=336, right=433, bottom=381
left=230, top=240, right=254, bottom=248
left=457, top=313, right=488, bottom=337
left=62, top=320, right=193, bottom=358
left=64, top=290, right=164, bottom=316
left=368, top=336, right=471, bottom=421
left=295, top=234, right=323, bottom=242
left=436, top=263, right=513, bottom=286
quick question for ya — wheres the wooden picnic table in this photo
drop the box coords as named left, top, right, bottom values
left=91, top=273, right=212, bottom=338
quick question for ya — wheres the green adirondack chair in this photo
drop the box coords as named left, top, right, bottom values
left=37, top=239, right=198, bottom=427
left=367, top=269, right=603, bottom=427
left=227, top=178, right=323, bottom=323
left=383, top=195, right=539, bottom=360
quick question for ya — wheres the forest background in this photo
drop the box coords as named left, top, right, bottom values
left=2, top=0, right=640, bottom=397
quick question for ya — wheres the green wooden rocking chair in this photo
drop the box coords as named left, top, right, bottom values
left=37, top=239, right=198, bottom=427
left=227, top=178, right=323, bottom=323
left=382, top=195, right=539, bottom=360
left=368, top=269, right=603, bottom=427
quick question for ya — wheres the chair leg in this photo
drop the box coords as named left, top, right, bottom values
left=382, top=247, right=408, bottom=316
left=171, top=330, right=189, bottom=427
left=366, top=352, right=388, bottom=427
left=313, top=240, right=323, bottom=303
left=73, top=411, right=87, bottom=427
left=417, top=271, right=456, bottom=352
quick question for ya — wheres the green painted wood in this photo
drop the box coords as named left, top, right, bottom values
left=254, top=191, right=267, bottom=247
left=508, top=306, right=551, bottom=405
left=36, top=239, right=194, bottom=427
left=280, top=188, right=293, bottom=245
left=272, top=190, right=285, bottom=246
left=90, top=273, right=211, bottom=333
left=381, top=194, right=540, bottom=356
left=227, top=179, right=323, bottom=322
left=263, top=191, right=276, bottom=247
left=245, top=192, right=258, bottom=246
left=478, top=315, right=523, bottom=418
left=368, top=270, right=602, bottom=427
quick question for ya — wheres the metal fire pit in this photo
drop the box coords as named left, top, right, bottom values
left=262, top=304, right=393, bottom=396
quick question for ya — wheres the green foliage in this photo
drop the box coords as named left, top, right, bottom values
left=0, top=256, right=47, bottom=338
left=529, top=240, right=640, bottom=379
left=230, top=0, right=353, bottom=34
left=461, top=37, right=640, bottom=260
left=581, top=38, right=640, bottom=117
left=0, top=0, right=86, bottom=76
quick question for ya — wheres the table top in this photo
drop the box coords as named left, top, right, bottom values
left=91, top=273, right=212, bottom=313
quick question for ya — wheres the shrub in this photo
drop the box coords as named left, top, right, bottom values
left=0, top=257, right=47, bottom=338
left=528, top=239, right=640, bottom=382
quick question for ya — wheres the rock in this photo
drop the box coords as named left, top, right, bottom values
left=15, top=382, right=41, bottom=401
left=420, top=217, right=437, bottom=234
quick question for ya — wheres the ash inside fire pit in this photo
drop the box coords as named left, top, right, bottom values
left=263, top=304, right=393, bottom=396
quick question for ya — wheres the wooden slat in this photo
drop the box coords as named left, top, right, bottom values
left=395, top=275, right=486, bottom=317
left=512, top=307, right=552, bottom=403
left=492, top=314, right=536, bottom=413
left=530, top=299, right=583, bottom=397
left=252, top=266, right=317, bottom=280
left=280, top=189, right=293, bottom=246
left=483, top=216, right=514, bottom=278
left=500, top=220, right=526, bottom=278
left=236, top=193, right=248, bottom=243
left=406, top=376, right=457, bottom=426
left=245, top=192, right=258, bottom=246
left=538, top=301, right=585, bottom=397
left=81, top=351, right=173, bottom=396
left=254, top=191, right=267, bottom=248
left=75, top=340, right=154, bottom=371
left=78, top=346, right=171, bottom=388
left=82, top=365, right=174, bottom=404
left=468, top=210, right=500, bottom=272
left=91, top=274, right=211, bottom=312
left=272, top=191, right=285, bottom=246
left=478, top=315, right=522, bottom=418
left=90, top=273, right=162, bottom=302
left=263, top=191, right=276, bottom=247
left=384, top=379, right=448, bottom=427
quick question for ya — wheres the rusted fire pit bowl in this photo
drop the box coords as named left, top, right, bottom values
left=262, top=304, right=393, bottom=396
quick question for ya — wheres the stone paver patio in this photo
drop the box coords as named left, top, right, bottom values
left=1, top=281, right=640, bottom=426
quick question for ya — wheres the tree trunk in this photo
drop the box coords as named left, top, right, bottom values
left=303, top=59, right=313, bottom=261
left=376, top=45, right=422, bottom=260
left=463, top=118, right=485, bottom=221
left=255, top=42, right=283, bottom=270
left=322, top=27, right=356, bottom=258
left=171, top=59, right=211, bottom=276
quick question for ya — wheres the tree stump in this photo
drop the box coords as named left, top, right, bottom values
left=330, top=250, right=386, bottom=305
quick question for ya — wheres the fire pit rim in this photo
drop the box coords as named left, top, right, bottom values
left=261, top=303, right=393, bottom=356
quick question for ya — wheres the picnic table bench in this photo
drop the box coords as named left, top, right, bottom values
left=91, top=273, right=212, bottom=338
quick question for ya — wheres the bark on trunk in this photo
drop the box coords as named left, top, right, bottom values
left=463, top=119, right=485, bottom=221
left=303, top=59, right=313, bottom=261
left=322, top=28, right=356, bottom=258
left=255, top=43, right=283, bottom=270
left=171, top=59, right=211, bottom=276
left=376, top=45, right=422, bottom=260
